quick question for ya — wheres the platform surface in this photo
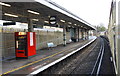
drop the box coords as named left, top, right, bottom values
left=2, top=37, right=96, bottom=75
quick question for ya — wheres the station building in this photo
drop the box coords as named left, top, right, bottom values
left=0, top=0, right=95, bottom=61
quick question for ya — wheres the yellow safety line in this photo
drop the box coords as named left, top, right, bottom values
left=1, top=50, right=65, bottom=75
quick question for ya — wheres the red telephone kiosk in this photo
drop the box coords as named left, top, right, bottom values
left=15, top=32, right=36, bottom=59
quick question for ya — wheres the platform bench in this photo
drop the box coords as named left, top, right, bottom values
left=47, top=42, right=57, bottom=49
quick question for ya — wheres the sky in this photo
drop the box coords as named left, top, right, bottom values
left=51, top=0, right=112, bottom=28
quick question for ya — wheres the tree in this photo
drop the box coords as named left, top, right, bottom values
left=97, top=23, right=106, bottom=32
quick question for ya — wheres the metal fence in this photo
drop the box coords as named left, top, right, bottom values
left=1, top=27, right=71, bottom=60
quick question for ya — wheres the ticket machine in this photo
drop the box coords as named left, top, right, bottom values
left=15, top=32, right=36, bottom=59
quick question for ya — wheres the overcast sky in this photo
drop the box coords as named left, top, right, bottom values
left=51, top=0, right=112, bottom=28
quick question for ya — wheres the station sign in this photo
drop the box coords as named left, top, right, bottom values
left=3, top=22, right=16, bottom=26
left=49, top=16, right=57, bottom=25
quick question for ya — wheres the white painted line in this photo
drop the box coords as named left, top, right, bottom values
left=32, top=63, right=47, bottom=70
left=96, top=39, right=105, bottom=76
left=28, top=38, right=97, bottom=75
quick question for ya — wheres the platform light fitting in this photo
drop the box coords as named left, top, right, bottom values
left=0, top=2, right=11, bottom=7
left=32, top=19, right=39, bottom=21
left=28, top=10, right=40, bottom=15
left=60, top=20, right=65, bottom=23
left=68, top=22, right=72, bottom=24
left=44, top=21, right=49, bottom=23
left=74, top=24, right=77, bottom=25
left=4, top=13, right=18, bottom=17
left=68, top=25, right=71, bottom=27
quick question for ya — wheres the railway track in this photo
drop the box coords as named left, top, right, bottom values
left=90, top=37, right=104, bottom=75
left=34, top=37, right=115, bottom=75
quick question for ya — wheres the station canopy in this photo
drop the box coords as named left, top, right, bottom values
left=1, top=0, right=96, bottom=30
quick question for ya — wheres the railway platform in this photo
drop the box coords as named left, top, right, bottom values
left=2, top=36, right=96, bottom=75
left=0, top=0, right=118, bottom=75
